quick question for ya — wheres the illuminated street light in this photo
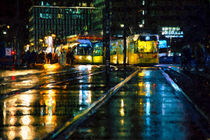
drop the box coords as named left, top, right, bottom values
left=30, top=42, right=34, bottom=46
left=139, top=24, right=143, bottom=28
left=51, top=34, right=56, bottom=39
left=39, top=39, right=43, bottom=43
left=120, top=24, right=125, bottom=28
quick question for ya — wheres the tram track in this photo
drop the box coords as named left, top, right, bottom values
left=0, top=69, right=106, bottom=99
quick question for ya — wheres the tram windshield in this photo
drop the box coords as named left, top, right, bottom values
left=77, top=44, right=92, bottom=55
left=135, top=35, right=158, bottom=53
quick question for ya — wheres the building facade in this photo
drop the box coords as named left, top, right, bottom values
left=28, top=2, right=94, bottom=50
left=92, top=0, right=142, bottom=36
left=93, top=0, right=209, bottom=42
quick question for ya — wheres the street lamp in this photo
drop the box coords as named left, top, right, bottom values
left=51, top=34, right=56, bottom=39
left=139, top=24, right=143, bottom=28
left=120, top=24, right=125, bottom=28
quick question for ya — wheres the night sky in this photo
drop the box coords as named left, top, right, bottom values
left=0, top=0, right=32, bottom=21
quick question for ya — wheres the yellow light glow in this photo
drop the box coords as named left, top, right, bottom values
left=39, top=39, right=43, bottom=42
left=138, top=71, right=145, bottom=77
left=43, top=63, right=60, bottom=70
left=9, top=116, right=17, bottom=125
left=121, top=99, right=124, bottom=107
left=51, top=34, right=56, bottom=39
left=120, top=108, right=125, bottom=117
left=120, top=119, right=125, bottom=125
left=138, top=82, right=144, bottom=87
left=7, top=130, right=16, bottom=140
left=20, top=126, right=35, bottom=140
left=20, top=115, right=33, bottom=125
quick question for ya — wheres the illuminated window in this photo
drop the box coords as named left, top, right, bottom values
left=142, top=0, right=145, bottom=5
left=142, top=19, right=145, bottom=24
left=82, top=3, right=87, bottom=7
left=58, top=14, right=63, bottom=19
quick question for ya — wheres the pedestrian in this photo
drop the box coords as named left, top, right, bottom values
left=195, top=42, right=206, bottom=71
left=47, top=52, right=52, bottom=64
left=25, top=50, right=31, bottom=68
left=70, top=49, right=75, bottom=66
left=181, top=44, right=192, bottom=70
left=66, top=49, right=71, bottom=64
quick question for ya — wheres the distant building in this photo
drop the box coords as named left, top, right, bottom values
left=93, top=0, right=209, bottom=40
left=31, top=0, right=93, bottom=7
left=92, top=0, right=142, bottom=36
left=28, top=4, right=94, bottom=50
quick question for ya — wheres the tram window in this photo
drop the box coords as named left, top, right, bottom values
left=77, top=47, right=84, bottom=55
left=77, top=47, right=91, bottom=55
left=119, top=45, right=123, bottom=54
left=84, top=47, right=91, bottom=55
left=134, top=42, right=138, bottom=53
left=110, top=46, right=117, bottom=55
left=93, top=49, right=102, bottom=56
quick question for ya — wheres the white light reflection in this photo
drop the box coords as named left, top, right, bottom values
left=145, top=98, right=151, bottom=135
left=8, top=116, right=17, bottom=125
left=78, top=68, right=92, bottom=110
left=3, top=90, right=37, bottom=140
left=145, top=82, right=151, bottom=97
left=43, top=89, right=57, bottom=126
left=20, top=126, right=35, bottom=140
left=146, top=98, right=151, bottom=116
left=120, top=99, right=125, bottom=117
left=20, top=115, right=33, bottom=125
left=79, top=89, right=92, bottom=110
left=144, top=70, right=151, bottom=76
left=78, top=65, right=92, bottom=71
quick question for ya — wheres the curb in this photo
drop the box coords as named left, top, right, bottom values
left=160, top=68, right=209, bottom=123
left=42, top=69, right=139, bottom=140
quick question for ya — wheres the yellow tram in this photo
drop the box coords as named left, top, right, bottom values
left=73, top=34, right=159, bottom=65
left=110, top=34, right=159, bottom=65
left=74, top=39, right=104, bottom=64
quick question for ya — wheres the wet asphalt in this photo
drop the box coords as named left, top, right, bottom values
left=71, top=67, right=210, bottom=140
left=0, top=65, right=209, bottom=140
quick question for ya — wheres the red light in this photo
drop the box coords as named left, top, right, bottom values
left=11, top=51, right=15, bottom=55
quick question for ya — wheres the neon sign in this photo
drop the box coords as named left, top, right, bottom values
left=161, top=27, right=183, bottom=38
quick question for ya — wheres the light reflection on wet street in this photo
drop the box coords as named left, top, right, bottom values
left=71, top=67, right=209, bottom=140
left=0, top=65, right=135, bottom=140
left=0, top=66, right=209, bottom=140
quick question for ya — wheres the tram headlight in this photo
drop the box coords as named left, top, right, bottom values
left=87, top=56, right=92, bottom=60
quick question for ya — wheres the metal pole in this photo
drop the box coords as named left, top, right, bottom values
left=103, top=0, right=110, bottom=70
left=16, top=0, right=20, bottom=67
left=123, top=26, right=126, bottom=67
left=123, top=0, right=127, bottom=67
